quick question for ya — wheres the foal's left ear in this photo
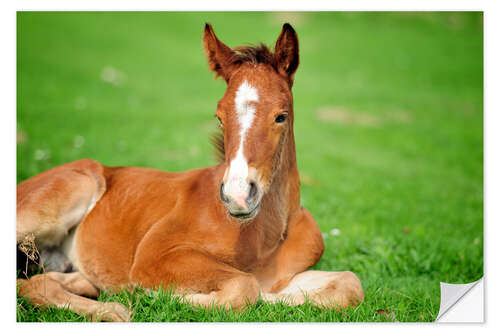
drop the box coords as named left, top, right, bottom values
left=274, top=23, right=299, bottom=85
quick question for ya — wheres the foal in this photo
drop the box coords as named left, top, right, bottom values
left=17, top=23, right=364, bottom=321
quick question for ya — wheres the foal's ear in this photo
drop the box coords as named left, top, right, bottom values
left=274, top=23, right=299, bottom=85
left=203, top=23, right=237, bottom=82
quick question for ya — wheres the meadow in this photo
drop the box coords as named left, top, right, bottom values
left=16, top=12, right=483, bottom=322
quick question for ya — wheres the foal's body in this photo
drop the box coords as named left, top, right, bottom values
left=17, top=24, right=364, bottom=321
left=74, top=162, right=316, bottom=292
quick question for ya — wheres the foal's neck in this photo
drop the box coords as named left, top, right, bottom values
left=260, top=126, right=301, bottom=235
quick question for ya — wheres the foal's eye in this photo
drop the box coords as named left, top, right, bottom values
left=275, top=113, right=287, bottom=123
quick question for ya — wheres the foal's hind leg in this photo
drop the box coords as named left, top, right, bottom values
left=43, top=272, right=100, bottom=298
left=17, top=273, right=131, bottom=321
left=17, top=158, right=106, bottom=248
left=16, top=159, right=125, bottom=320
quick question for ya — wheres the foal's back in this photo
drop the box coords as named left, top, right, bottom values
left=17, top=159, right=229, bottom=287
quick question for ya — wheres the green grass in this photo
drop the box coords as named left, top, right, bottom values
left=16, top=12, right=483, bottom=322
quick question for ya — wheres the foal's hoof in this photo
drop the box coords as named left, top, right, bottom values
left=93, top=302, right=131, bottom=322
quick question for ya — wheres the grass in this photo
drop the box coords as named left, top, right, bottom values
left=16, top=12, right=483, bottom=322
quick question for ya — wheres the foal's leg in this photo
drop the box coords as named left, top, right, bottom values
left=17, top=158, right=106, bottom=247
left=17, top=273, right=130, bottom=321
left=43, top=272, right=100, bottom=298
left=16, top=159, right=128, bottom=320
left=255, top=207, right=364, bottom=308
left=130, top=247, right=260, bottom=310
left=261, top=270, right=363, bottom=308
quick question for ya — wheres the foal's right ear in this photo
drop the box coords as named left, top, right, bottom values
left=203, top=23, right=237, bottom=83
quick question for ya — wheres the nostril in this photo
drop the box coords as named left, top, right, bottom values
left=220, top=182, right=229, bottom=204
left=248, top=181, right=257, bottom=200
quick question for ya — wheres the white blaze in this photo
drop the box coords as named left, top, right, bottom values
left=225, top=81, right=259, bottom=205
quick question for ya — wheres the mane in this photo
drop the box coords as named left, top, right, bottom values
left=231, top=43, right=277, bottom=69
left=211, top=43, right=277, bottom=163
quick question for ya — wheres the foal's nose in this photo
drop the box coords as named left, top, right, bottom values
left=220, top=181, right=258, bottom=211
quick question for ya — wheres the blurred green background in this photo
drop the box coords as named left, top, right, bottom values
left=17, top=12, right=483, bottom=322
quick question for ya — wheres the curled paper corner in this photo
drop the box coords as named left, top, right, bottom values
left=435, top=277, right=484, bottom=322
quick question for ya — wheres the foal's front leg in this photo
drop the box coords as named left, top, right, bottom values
left=256, top=207, right=364, bottom=308
left=262, top=270, right=364, bottom=308
left=130, top=245, right=261, bottom=310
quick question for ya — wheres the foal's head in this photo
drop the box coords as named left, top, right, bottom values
left=203, top=23, right=299, bottom=220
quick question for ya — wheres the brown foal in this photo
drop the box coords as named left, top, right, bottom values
left=17, top=23, right=364, bottom=321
